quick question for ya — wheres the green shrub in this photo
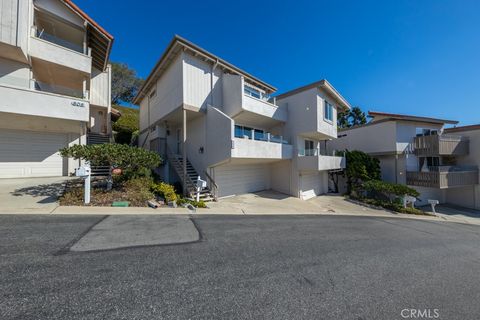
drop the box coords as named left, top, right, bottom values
left=363, top=180, right=420, bottom=198
left=60, top=144, right=162, bottom=180
left=177, top=198, right=207, bottom=208
left=123, top=177, right=155, bottom=204
left=152, top=182, right=177, bottom=203
left=112, top=106, right=139, bottom=145
left=344, top=150, right=381, bottom=193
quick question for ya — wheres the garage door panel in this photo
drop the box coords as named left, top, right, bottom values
left=300, top=172, right=327, bottom=200
left=0, top=129, right=66, bottom=178
left=215, top=164, right=270, bottom=197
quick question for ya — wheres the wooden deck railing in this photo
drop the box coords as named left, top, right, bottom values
left=413, top=135, right=469, bottom=156
left=407, top=168, right=479, bottom=189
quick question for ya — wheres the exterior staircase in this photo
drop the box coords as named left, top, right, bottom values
left=167, top=150, right=217, bottom=202
left=87, top=133, right=110, bottom=145
left=87, top=133, right=111, bottom=176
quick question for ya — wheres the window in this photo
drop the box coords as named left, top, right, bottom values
left=304, top=140, right=315, bottom=156
left=324, top=101, right=334, bottom=122
left=244, top=85, right=261, bottom=99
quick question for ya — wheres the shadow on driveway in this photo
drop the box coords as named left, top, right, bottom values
left=11, top=182, right=67, bottom=204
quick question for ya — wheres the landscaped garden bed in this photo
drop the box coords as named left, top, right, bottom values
left=330, top=150, right=430, bottom=216
left=58, top=143, right=207, bottom=208
left=60, top=177, right=154, bottom=207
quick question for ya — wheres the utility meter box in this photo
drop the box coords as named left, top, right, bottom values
left=76, top=166, right=91, bottom=177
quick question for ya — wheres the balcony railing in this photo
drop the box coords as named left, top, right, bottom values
left=234, top=129, right=289, bottom=144
left=413, top=134, right=469, bottom=156
left=35, top=28, right=85, bottom=54
left=33, top=80, right=88, bottom=99
left=298, top=148, right=345, bottom=157
left=407, top=166, right=479, bottom=189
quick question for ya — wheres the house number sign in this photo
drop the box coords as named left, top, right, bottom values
left=71, top=101, right=85, bottom=108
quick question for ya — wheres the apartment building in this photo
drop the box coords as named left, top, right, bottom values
left=135, top=36, right=350, bottom=200
left=330, top=111, right=479, bottom=208
left=0, top=0, right=113, bottom=178
left=442, top=124, right=480, bottom=209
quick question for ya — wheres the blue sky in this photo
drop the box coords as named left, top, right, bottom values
left=76, top=0, right=479, bottom=125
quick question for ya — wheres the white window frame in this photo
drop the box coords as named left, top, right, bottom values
left=324, top=100, right=334, bottom=123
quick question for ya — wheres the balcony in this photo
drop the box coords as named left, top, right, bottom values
left=407, top=166, right=479, bottom=189
left=297, top=149, right=346, bottom=171
left=242, top=94, right=287, bottom=122
left=232, top=133, right=292, bottom=160
left=413, top=134, right=469, bottom=156
left=30, top=29, right=92, bottom=74
left=34, top=80, right=87, bottom=99
left=0, top=83, right=89, bottom=122
left=222, top=75, right=286, bottom=125
left=206, top=106, right=292, bottom=166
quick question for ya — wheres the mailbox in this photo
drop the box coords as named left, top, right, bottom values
left=196, top=177, right=207, bottom=189
left=76, top=165, right=91, bottom=177
left=76, top=164, right=92, bottom=204
left=195, top=176, right=207, bottom=203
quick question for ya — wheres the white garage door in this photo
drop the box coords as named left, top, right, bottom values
left=300, top=172, right=327, bottom=200
left=214, top=163, right=270, bottom=197
left=0, top=129, right=67, bottom=178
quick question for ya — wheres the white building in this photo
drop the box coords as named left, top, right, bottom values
left=0, top=0, right=113, bottom=178
left=135, top=36, right=350, bottom=200
left=330, top=111, right=479, bottom=208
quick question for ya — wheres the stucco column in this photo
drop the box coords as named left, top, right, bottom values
left=182, top=108, right=187, bottom=195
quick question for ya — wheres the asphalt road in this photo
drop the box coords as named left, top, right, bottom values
left=1, top=214, right=480, bottom=320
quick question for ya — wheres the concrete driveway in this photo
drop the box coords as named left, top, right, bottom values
left=0, top=177, right=69, bottom=213
left=207, top=190, right=394, bottom=216
left=423, top=204, right=480, bottom=226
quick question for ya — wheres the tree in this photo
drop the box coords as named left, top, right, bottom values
left=328, top=150, right=381, bottom=194
left=111, top=62, right=144, bottom=105
left=337, top=106, right=367, bottom=129
left=344, top=150, right=381, bottom=194
left=112, top=106, right=139, bottom=144
left=337, top=110, right=350, bottom=129
left=349, top=106, right=367, bottom=127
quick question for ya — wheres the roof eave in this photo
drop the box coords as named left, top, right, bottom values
left=133, top=35, right=277, bottom=105
left=368, top=111, right=459, bottom=125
